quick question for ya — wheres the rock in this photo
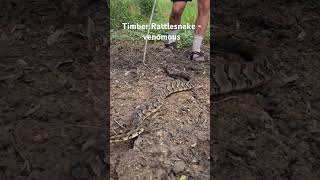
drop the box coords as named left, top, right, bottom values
left=173, top=161, right=186, bottom=173
left=257, top=110, right=274, bottom=129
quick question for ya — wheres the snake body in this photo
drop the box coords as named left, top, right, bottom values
left=72, top=36, right=276, bottom=179
left=110, top=36, right=275, bottom=142
left=212, top=36, right=274, bottom=95
left=110, top=80, right=194, bottom=142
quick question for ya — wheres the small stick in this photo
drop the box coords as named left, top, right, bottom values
left=113, top=119, right=126, bottom=129
left=212, top=96, right=239, bottom=104
left=9, top=130, right=31, bottom=173
left=111, top=128, right=117, bottom=134
left=64, top=124, right=104, bottom=129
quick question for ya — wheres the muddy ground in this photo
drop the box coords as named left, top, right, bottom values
left=212, top=0, right=320, bottom=180
left=0, top=1, right=108, bottom=180
left=0, top=0, right=320, bottom=180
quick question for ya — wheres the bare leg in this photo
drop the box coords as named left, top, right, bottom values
left=191, top=0, right=210, bottom=60
left=166, top=1, right=187, bottom=46
left=195, top=0, right=210, bottom=36
left=169, top=1, right=187, bottom=27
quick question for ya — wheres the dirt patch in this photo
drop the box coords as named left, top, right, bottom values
left=0, top=1, right=108, bottom=179
left=110, top=42, right=210, bottom=179
left=212, top=0, right=320, bottom=179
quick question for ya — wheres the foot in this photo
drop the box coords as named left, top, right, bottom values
left=190, top=51, right=205, bottom=61
left=163, top=42, right=177, bottom=52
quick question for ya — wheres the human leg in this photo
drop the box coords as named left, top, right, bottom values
left=165, top=1, right=187, bottom=50
left=190, top=0, right=210, bottom=61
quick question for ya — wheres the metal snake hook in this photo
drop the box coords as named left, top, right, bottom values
left=143, top=0, right=157, bottom=66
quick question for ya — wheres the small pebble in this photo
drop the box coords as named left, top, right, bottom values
left=173, top=161, right=186, bottom=173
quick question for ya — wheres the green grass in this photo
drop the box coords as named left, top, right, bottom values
left=110, top=0, right=210, bottom=47
left=154, top=0, right=197, bottom=25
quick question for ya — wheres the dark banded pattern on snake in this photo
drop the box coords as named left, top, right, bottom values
left=110, top=80, right=194, bottom=142
left=71, top=36, right=276, bottom=180
left=111, top=36, right=275, bottom=142
left=212, top=36, right=275, bottom=95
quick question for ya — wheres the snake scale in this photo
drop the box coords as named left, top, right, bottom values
left=110, top=35, right=275, bottom=143
left=72, top=36, right=275, bottom=180
left=211, top=35, right=274, bottom=95
left=110, top=80, right=194, bottom=142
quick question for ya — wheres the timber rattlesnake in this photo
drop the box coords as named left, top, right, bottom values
left=71, top=35, right=275, bottom=179
left=110, top=35, right=274, bottom=142
left=211, top=35, right=274, bottom=95
left=110, top=80, right=194, bottom=142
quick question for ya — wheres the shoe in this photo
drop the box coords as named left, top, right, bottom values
left=190, top=51, right=205, bottom=61
left=163, top=42, right=177, bottom=52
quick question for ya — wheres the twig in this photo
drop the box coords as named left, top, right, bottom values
left=47, top=124, right=104, bottom=130
left=111, top=127, right=117, bottom=134
left=113, top=119, right=126, bottom=129
left=9, top=130, right=31, bottom=173
left=212, top=96, right=239, bottom=104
